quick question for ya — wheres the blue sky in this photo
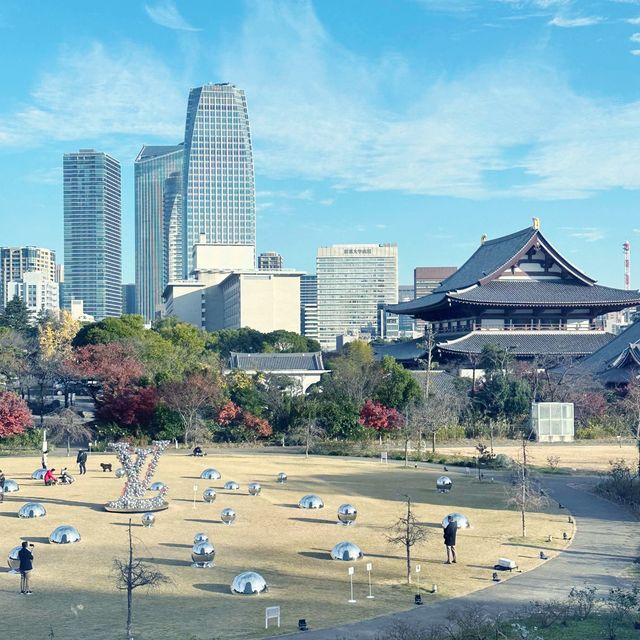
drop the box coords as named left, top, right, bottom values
left=1, top=0, right=640, bottom=287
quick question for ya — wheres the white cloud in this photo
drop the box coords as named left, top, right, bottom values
left=144, top=0, right=201, bottom=32
left=631, top=32, right=640, bottom=41
left=561, top=227, right=605, bottom=242
left=631, top=48, right=640, bottom=55
left=627, top=17, right=640, bottom=23
left=548, top=15, right=603, bottom=27
left=0, top=42, right=184, bottom=146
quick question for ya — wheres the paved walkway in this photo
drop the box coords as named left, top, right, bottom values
left=271, top=475, right=639, bottom=639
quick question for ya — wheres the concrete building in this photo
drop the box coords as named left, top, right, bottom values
left=135, top=144, right=183, bottom=322
left=0, top=246, right=57, bottom=309
left=122, top=284, right=136, bottom=315
left=6, top=271, right=59, bottom=318
left=316, top=244, right=398, bottom=351
left=163, top=242, right=301, bottom=333
left=300, top=274, right=318, bottom=340
left=413, top=266, right=457, bottom=333
left=258, top=252, right=283, bottom=270
left=70, top=299, right=94, bottom=323
left=182, top=84, right=256, bottom=276
left=63, top=150, right=122, bottom=320
left=397, top=284, right=416, bottom=336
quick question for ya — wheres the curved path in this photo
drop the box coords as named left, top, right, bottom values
left=271, top=474, right=639, bottom=639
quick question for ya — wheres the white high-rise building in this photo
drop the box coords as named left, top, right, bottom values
left=6, top=271, right=59, bottom=318
left=316, top=244, right=398, bottom=351
left=0, top=246, right=57, bottom=309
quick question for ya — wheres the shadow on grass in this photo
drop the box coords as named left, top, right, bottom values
left=184, top=518, right=222, bottom=524
left=0, top=512, right=18, bottom=518
left=21, top=536, right=49, bottom=544
left=276, top=503, right=299, bottom=509
left=192, top=583, right=230, bottom=595
left=160, top=542, right=192, bottom=549
left=298, top=551, right=330, bottom=560
left=110, top=522, right=143, bottom=527
left=36, top=496, right=105, bottom=512
left=289, top=516, right=337, bottom=525
left=139, top=557, right=187, bottom=567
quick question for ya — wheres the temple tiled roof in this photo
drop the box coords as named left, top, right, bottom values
left=452, top=281, right=640, bottom=306
left=437, top=331, right=614, bottom=357
left=372, top=339, right=428, bottom=362
left=228, top=352, right=326, bottom=372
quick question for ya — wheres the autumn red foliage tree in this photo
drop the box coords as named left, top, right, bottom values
left=359, top=399, right=402, bottom=437
left=216, top=400, right=272, bottom=442
left=0, top=391, right=32, bottom=437
left=98, top=387, right=158, bottom=431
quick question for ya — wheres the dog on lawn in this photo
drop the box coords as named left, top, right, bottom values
left=99, top=463, right=113, bottom=472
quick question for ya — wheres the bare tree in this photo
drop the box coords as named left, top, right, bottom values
left=113, top=519, right=170, bottom=640
left=386, top=496, right=430, bottom=584
left=506, top=435, right=547, bottom=537
left=622, top=379, right=640, bottom=477
left=48, top=408, right=93, bottom=456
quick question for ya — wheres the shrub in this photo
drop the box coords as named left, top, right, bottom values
left=493, top=453, right=513, bottom=469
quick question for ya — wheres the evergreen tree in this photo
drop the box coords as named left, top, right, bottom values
left=0, top=295, right=33, bottom=336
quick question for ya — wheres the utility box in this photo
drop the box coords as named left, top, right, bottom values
left=531, top=402, right=574, bottom=442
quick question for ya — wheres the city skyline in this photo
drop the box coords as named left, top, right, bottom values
left=1, top=1, right=640, bottom=288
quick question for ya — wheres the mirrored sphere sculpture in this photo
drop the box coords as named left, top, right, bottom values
left=149, top=481, right=167, bottom=492
left=442, top=512, right=470, bottom=529
left=31, top=469, right=47, bottom=480
left=191, top=541, right=215, bottom=568
left=248, top=482, right=261, bottom=496
left=331, top=541, right=364, bottom=561
left=200, top=468, right=221, bottom=480
left=230, top=571, right=268, bottom=595
left=298, top=494, right=324, bottom=509
left=203, top=488, right=217, bottom=503
left=18, top=502, right=46, bottom=519
left=7, top=545, right=22, bottom=573
left=194, top=532, right=209, bottom=544
left=224, top=481, right=240, bottom=490
left=115, top=468, right=126, bottom=479
left=437, top=476, right=453, bottom=493
left=337, top=503, right=357, bottom=526
left=49, top=525, right=81, bottom=544
left=3, top=479, right=19, bottom=492
left=141, top=512, right=156, bottom=528
left=221, top=507, right=236, bottom=525
left=277, top=472, right=287, bottom=483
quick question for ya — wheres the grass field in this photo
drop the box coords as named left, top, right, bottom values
left=439, top=441, right=639, bottom=473
left=0, top=451, right=570, bottom=640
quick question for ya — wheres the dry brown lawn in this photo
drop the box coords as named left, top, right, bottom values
left=0, top=451, right=570, bottom=640
left=439, top=441, right=638, bottom=472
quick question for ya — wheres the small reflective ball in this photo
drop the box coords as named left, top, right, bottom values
left=194, top=532, right=209, bottom=544
left=224, top=481, right=240, bottom=490
left=277, top=472, right=287, bottom=483
left=221, top=507, right=236, bottom=525
left=115, top=468, right=126, bottom=479
left=191, top=541, right=215, bottom=567
left=337, top=503, right=357, bottom=525
left=141, top=512, right=156, bottom=528
left=18, top=502, right=46, bottom=519
left=248, top=482, right=261, bottom=496
left=203, top=488, right=217, bottom=503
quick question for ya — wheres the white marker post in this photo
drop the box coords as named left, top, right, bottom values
left=415, top=564, right=421, bottom=595
left=348, top=566, right=356, bottom=603
left=192, top=484, right=198, bottom=510
left=380, top=452, right=388, bottom=464
left=265, top=606, right=280, bottom=629
left=366, top=562, right=374, bottom=599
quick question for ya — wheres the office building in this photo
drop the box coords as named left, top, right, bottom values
left=135, top=144, right=183, bottom=321
left=258, top=252, right=283, bottom=270
left=122, top=284, right=136, bottom=315
left=300, top=274, right=318, bottom=340
left=397, top=284, right=415, bottom=336
left=316, top=244, right=398, bottom=351
left=63, top=150, right=122, bottom=320
left=6, top=271, right=59, bottom=319
left=182, top=83, right=256, bottom=276
left=413, top=266, right=457, bottom=333
left=0, top=246, right=57, bottom=309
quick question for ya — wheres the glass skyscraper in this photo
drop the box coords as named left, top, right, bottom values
left=134, top=144, right=183, bottom=321
left=182, top=83, right=256, bottom=276
left=63, top=150, right=122, bottom=320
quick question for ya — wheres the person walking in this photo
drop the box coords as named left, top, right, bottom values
left=0, top=469, right=5, bottom=503
left=444, top=515, right=458, bottom=564
left=18, top=541, right=34, bottom=594
left=76, top=449, right=88, bottom=475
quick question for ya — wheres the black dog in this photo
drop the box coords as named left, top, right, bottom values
left=100, top=463, right=113, bottom=472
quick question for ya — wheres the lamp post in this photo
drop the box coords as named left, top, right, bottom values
left=348, top=567, right=356, bottom=603
left=415, top=563, right=421, bottom=596
left=366, top=562, right=374, bottom=599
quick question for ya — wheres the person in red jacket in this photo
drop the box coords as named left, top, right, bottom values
left=43, top=468, right=58, bottom=486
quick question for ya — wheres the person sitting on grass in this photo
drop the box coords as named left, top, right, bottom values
left=43, top=468, right=58, bottom=486
left=193, top=446, right=205, bottom=457
left=59, top=468, right=74, bottom=485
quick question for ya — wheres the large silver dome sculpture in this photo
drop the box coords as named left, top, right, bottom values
left=115, top=468, right=126, bottom=479
left=141, top=512, right=156, bottom=528
left=248, top=482, right=261, bottom=496
left=149, top=481, right=167, bottom=492
left=7, top=545, right=22, bottom=573
left=337, top=503, right=357, bottom=526
left=277, top=472, right=287, bottom=483
left=31, top=469, right=47, bottom=480
left=221, top=507, right=236, bottom=525
left=200, top=468, right=221, bottom=480
left=442, top=512, right=470, bottom=529
left=437, top=476, right=453, bottom=493
left=230, top=571, right=268, bottom=595
left=194, top=532, right=209, bottom=544
left=4, top=479, right=19, bottom=492
left=331, top=541, right=364, bottom=561
left=191, top=541, right=215, bottom=568
left=203, top=488, right=217, bottom=503
left=298, top=494, right=324, bottom=509
left=18, top=502, right=46, bottom=519
left=224, top=481, right=240, bottom=490
left=49, top=525, right=81, bottom=544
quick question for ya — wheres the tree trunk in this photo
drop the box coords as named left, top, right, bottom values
left=404, top=437, right=409, bottom=468
left=67, top=436, right=70, bottom=457
left=406, top=497, right=412, bottom=584
left=432, top=430, right=436, bottom=454
left=127, top=519, right=133, bottom=639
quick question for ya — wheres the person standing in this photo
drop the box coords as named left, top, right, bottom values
left=41, top=450, right=48, bottom=470
left=76, top=449, right=88, bottom=475
left=18, top=541, right=34, bottom=594
left=444, top=515, right=458, bottom=564
left=0, top=469, right=5, bottom=503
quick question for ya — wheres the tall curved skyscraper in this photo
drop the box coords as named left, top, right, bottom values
left=182, top=83, right=256, bottom=276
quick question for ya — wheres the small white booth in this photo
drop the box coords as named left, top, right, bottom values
left=531, top=402, right=574, bottom=442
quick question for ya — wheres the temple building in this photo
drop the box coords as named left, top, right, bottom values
left=388, top=220, right=640, bottom=363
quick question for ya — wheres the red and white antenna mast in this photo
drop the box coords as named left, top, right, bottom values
left=623, top=241, right=631, bottom=290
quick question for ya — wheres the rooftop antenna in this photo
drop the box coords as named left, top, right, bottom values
left=623, top=241, right=631, bottom=291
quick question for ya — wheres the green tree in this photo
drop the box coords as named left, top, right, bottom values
left=375, top=356, right=421, bottom=409
left=324, top=341, right=379, bottom=406
left=0, top=295, right=33, bottom=336
left=263, top=330, right=321, bottom=353
left=72, top=315, right=146, bottom=347
left=207, top=328, right=266, bottom=357
left=152, top=317, right=207, bottom=356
